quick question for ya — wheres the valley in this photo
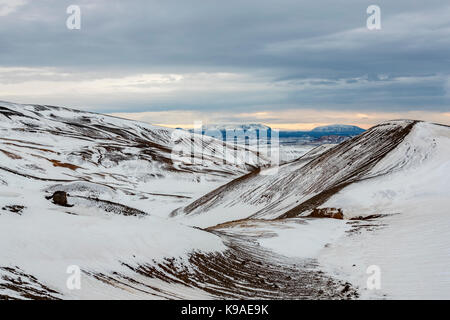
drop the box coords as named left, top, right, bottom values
left=1, top=101, right=449, bottom=299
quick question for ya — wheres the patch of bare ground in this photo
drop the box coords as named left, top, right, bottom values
left=1, top=205, right=25, bottom=215
left=0, top=148, right=22, bottom=160
left=343, top=213, right=397, bottom=235
left=48, top=159, right=81, bottom=171
left=349, top=213, right=395, bottom=220
left=89, top=230, right=358, bottom=300
left=0, top=267, right=61, bottom=300
left=0, top=136, right=53, bottom=147
left=306, top=207, right=344, bottom=219
left=345, top=214, right=394, bottom=235
left=67, top=195, right=148, bottom=216
left=30, top=154, right=82, bottom=171
left=2, top=142, right=58, bottom=154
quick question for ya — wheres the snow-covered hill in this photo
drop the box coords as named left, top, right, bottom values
left=0, top=101, right=271, bottom=217
left=173, top=120, right=450, bottom=299
left=0, top=101, right=269, bottom=299
left=172, top=120, right=420, bottom=227
left=318, top=121, right=450, bottom=299
left=1, top=100, right=449, bottom=300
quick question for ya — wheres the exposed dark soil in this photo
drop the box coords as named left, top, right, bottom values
left=89, top=230, right=359, bottom=300
left=1, top=205, right=25, bottom=215
left=0, top=267, right=61, bottom=300
left=306, top=207, right=344, bottom=219
left=0, top=148, right=22, bottom=159
left=69, top=195, right=148, bottom=216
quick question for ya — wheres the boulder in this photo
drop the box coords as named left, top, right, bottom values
left=46, top=191, right=70, bottom=207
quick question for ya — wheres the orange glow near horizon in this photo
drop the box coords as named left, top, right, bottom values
left=112, top=109, right=450, bottom=131
left=155, top=122, right=374, bottom=130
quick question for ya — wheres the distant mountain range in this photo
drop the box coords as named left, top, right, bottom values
left=310, top=124, right=365, bottom=134
left=187, top=123, right=366, bottom=144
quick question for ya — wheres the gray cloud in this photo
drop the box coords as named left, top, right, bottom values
left=0, top=0, right=449, bottom=116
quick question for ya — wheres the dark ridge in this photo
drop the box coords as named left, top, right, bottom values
left=176, top=120, right=417, bottom=220
left=277, top=121, right=417, bottom=219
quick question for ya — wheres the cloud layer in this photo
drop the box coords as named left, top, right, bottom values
left=0, top=0, right=449, bottom=127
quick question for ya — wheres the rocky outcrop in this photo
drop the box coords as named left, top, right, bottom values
left=46, top=191, right=71, bottom=207
left=307, top=207, right=344, bottom=220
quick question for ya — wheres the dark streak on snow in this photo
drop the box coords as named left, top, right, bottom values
left=0, top=267, right=61, bottom=300
left=89, top=231, right=359, bottom=300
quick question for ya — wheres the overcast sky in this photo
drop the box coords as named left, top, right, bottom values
left=1, top=0, right=449, bottom=128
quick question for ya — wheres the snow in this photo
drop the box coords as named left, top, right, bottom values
left=259, top=219, right=349, bottom=259
left=317, top=122, right=450, bottom=299
left=176, top=120, right=450, bottom=299
left=0, top=101, right=241, bottom=299
left=0, top=181, right=226, bottom=299
left=2, top=100, right=449, bottom=300
left=222, top=219, right=350, bottom=259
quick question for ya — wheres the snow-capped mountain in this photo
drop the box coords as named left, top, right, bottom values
left=194, top=123, right=271, bottom=132
left=311, top=124, right=365, bottom=134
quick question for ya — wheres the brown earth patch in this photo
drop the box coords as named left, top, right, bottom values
left=0, top=149, right=22, bottom=160
left=29, top=153, right=82, bottom=171
left=48, top=159, right=81, bottom=171
left=307, top=207, right=344, bottom=220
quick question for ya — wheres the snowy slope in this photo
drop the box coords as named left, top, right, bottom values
left=0, top=181, right=226, bottom=299
left=197, top=120, right=450, bottom=299
left=173, top=121, right=417, bottom=227
left=317, top=122, right=450, bottom=299
left=0, top=101, right=267, bottom=299
left=0, top=101, right=270, bottom=217
left=188, top=120, right=450, bottom=299
left=1, top=100, right=449, bottom=300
